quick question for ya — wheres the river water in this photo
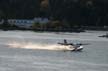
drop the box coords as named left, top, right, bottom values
left=0, top=30, right=108, bottom=71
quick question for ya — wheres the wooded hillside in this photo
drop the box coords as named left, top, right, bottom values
left=0, top=0, right=108, bottom=26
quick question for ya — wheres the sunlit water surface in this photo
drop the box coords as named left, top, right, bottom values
left=0, top=30, right=108, bottom=71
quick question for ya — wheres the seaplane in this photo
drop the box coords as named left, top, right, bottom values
left=58, top=39, right=84, bottom=51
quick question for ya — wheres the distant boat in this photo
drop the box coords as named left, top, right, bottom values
left=99, top=33, right=108, bottom=38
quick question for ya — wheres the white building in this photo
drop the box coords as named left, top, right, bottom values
left=8, top=19, right=34, bottom=28
left=34, top=17, right=49, bottom=24
left=8, top=18, right=49, bottom=29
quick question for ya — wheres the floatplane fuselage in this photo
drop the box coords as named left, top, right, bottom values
left=58, top=43, right=83, bottom=52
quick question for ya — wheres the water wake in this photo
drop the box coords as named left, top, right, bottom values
left=7, top=41, right=72, bottom=51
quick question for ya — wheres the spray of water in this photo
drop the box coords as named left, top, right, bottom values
left=7, top=41, right=74, bottom=51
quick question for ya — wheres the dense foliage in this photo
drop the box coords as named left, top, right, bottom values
left=0, top=0, right=108, bottom=27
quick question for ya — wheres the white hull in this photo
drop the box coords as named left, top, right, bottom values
left=58, top=44, right=83, bottom=51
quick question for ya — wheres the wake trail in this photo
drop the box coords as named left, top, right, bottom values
left=7, top=41, right=73, bottom=51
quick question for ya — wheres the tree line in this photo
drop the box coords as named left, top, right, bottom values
left=0, top=0, right=108, bottom=30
